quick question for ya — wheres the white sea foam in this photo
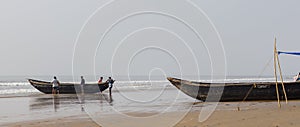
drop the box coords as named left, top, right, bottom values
left=0, top=82, right=30, bottom=86
left=0, top=89, right=39, bottom=94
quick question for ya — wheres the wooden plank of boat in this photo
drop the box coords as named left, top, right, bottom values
left=167, top=77, right=300, bottom=102
left=28, top=79, right=109, bottom=94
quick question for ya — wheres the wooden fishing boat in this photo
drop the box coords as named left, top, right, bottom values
left=167, top=77, right=300, bottom=102
left=28, top=79, right=109, bottom=94
left=167, top=38, right=300, bottom=103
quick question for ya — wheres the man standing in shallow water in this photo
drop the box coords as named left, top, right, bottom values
left=80, top=76, right=85, bottom=94
left=106, top=77, right=115, bottom=95
left=51, top=76, right=60, bottom=94
left=98, top=77, right=103, bottom=84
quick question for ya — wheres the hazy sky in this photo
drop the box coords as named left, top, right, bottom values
left=0, top=0, right=300, bottom=77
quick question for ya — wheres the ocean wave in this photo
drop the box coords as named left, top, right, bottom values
left=0, top=89, right=39, bottom=95
left=0, top=82, right=30, bottom=86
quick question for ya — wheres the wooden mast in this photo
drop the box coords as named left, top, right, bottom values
left=275, top=39, right=288, bottom=104
left=273, top=37, right=281, bottom=108
left=276, top=54, right=288, bottom=104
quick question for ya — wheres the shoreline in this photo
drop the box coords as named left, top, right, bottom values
left=2, top=96, right=300, bottom=127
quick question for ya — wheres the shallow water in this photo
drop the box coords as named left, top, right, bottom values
left=0, top=88, right=197, bottom=125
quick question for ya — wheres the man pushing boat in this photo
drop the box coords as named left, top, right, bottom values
left=51, top=76, right=60, bottom=94
left=106, top=77, right=115, bottom=95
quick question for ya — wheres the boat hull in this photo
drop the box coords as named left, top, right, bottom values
left=28, top=79, right=109, bottom=94
left=167, top=77, right=300, bottom=102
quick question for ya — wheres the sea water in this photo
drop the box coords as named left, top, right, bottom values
left=0, top=75, right=294, bottom=96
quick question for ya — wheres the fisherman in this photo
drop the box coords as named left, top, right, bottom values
left=106, top=77, right=115, bottom=95
left=294, top=72, right=300, bottom=81
left=98, top=77, right=103, bottom=84
left=51, top=76, right=60, bottom=94
left=80, top=76, right=85, bottom=94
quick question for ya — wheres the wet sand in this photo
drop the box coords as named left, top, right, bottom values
left=177, top=101, right=300, bottom=127
left=4, top=114, right=100, bottom=127
left=2, top=92, right=300, bottom=127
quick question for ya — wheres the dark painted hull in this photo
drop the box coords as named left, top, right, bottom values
left=167, top=77, right=300, bottom=102
left=28, top=79, right=109, bottom=94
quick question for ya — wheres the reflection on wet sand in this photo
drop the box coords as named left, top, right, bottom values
left=104, top=93, right=113, bottom=105
left=53, top=95, right=59, bottom=112
left=29, top=93, right=113, bottom=112
left=79, top=94, right=85, bottom=111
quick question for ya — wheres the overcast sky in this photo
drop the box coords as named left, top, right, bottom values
left=0, top=0, right=300, bottom=78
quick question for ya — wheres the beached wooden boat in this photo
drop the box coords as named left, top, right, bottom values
left=167, top=77, right=300, bottom=102
left=28, top=79, right=109, bottom=94
left=167, top=39, right=300, bottom=103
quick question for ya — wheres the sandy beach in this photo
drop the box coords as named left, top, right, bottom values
left=177, top=101, right=300, bottom=127
left=1, top=0, right=300, bottom=126
left=2, top=92, right=300, bottom=127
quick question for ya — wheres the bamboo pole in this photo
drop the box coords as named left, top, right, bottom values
left=276, top=52, right=288, bottom=104
left=274, top=38, right=281, bottom=108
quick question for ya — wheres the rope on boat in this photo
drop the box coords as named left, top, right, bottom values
left=237, top=53, right=272, bottom=110
left=243, top=84, right=255, bottom=102
left=237, top=52, right=277, bottom=110
left=238, top=38, right=289, bottom=110
left=237, top=83, right=255, bottom=111
left=258, top=55, right=273, bottom=78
